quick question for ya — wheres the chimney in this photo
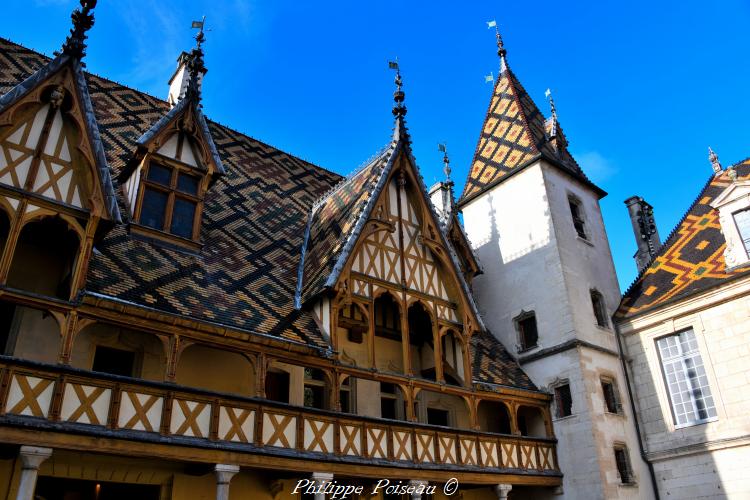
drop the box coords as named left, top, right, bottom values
left=625, top=196, right=661, bottom=272
left=429, top=181, right=454, bottom=226
left=167, top=51, right=206, bottom=107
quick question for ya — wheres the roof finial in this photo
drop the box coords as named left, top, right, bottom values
left=487, top=20, right=507, bottom=71
left=389, top=59, right=406, bottom=119
left=708, top=147, right=723, bottom=175
left=438, top=143, right=452, bottom=182
left=60, top=0, right=97, bottom=63
left=545, top=88, right=558, bottom=138
left=185, top=17, right=207, bottom=104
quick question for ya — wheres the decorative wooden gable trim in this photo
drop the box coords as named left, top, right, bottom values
left=336, top=149, right=483, bottom=335
left=0, top=57, right=119, bottom=222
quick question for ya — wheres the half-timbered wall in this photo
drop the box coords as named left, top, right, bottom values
left=0, top=102, right=87, bottom=209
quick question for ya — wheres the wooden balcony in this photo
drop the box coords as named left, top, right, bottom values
left=0, top=356, right=560, bottom=480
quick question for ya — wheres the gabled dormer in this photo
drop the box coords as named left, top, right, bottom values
left=296, top=67, right=485, bottom=389
left=0, top=0, right=120, bottom=301
left=710, top=165, right=750, bottom=269
left=120, top=29, right=224, bottom=249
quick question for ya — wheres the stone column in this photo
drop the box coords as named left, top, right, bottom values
left=409, top=480, right=429, bottom=500
left=214, top=464, right=240, bottom=500
left=15, top=446, right=52, bottom=500
left=494, top=483, right=513, bottom=500
left=311, top=472, right=333, bottom=500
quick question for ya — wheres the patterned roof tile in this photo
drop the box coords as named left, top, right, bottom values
left=619, top=160, right=750, bottom=317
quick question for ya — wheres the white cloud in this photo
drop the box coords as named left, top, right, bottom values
left=114, top=0, right=182, bottom=95
left=575, top=150, right=617, bottom=183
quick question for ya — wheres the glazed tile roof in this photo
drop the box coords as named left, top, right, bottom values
left=472, top=332, right=536, bottom=391
left=618, top=160, right=750, bottom=317
left=298, top=146, right=394, bottom=305
left=0, top=37, right=538, bottom=392
left=458, top=63, right=601, bottom=207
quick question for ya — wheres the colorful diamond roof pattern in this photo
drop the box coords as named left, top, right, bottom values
left=458, top=64, right=601, bottom=206
left=299, top=147, right=393, bottom=305
left=619, top=160, right=750, bottom=317
left=0, top=37, right=536, bottom=391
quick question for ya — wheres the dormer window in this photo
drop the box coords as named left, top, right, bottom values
left=709, top=178, right=750, bottom=268
left=137, top=160, right=202, bottom=240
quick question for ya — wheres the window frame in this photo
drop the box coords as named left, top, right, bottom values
left=553, top=383, right=573, bottom=418
left=134, top=157, right=204, bottom=242
left=655, top=329, right=718, bottom=428
left=600, top=377, right=622, bottom=414
left=568, top=195, right=588, bottom=240
left=514, top=310, right=539, bottom=352
left=590, top=289, right=609, bottom=328
left=732, top=207, right=750, bottom=258
left=613, top=444, right=635, bottom=485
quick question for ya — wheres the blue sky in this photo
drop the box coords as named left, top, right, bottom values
left=5, top=0, right=750, bottom=290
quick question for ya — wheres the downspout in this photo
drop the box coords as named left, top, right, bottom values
left=612, top=316, right=661, bottom=500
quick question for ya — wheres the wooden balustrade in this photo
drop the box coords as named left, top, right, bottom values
left=0, top=357, right=558, bottom=474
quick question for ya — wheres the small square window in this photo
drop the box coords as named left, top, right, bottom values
left=554, top=384, right=573, bottom=418
left=177, top=173, right=200, bottom=195
left=569, top=197, right=587, bottom=239
left=141, top=188, right=168, bottom=230
left=427, top=408, right=450, bottom=427
left=147, top=164, right=172, bottom=185
left=92, top=346, right=135, bottom=377
left=591, top=290, right=609, bottom=328
left=515, top=312, right=538, bottom=351
left=614, top=446, right=634, bottom=484
left=601, top=379, right=621, bottom=414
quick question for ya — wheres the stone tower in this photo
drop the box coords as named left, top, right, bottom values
left=455, top=28, right=655, bottom=499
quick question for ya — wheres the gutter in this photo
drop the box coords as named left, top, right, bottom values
left=612, top=317, right=661, bottom=500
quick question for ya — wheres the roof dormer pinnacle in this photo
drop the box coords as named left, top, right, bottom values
left=59, top=0, right=97, bottom=64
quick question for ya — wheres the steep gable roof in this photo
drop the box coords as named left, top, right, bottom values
left=297, top=145, right=394, bottom=306
left=618, top=159, right=750, bottom=317
left=0, top=48, right=121, bottom=222
left=458, top=63, right=603, bottom=207
left=0, top=37, right=543, bottom=392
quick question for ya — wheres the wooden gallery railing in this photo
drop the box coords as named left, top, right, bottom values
left=0, top=357, right=558, bottom=475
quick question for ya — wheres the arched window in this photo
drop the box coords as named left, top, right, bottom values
left=373, top=293, right=401, bottom=339
left=408, top=302, right=435, bottom=380
left=338, top=303, right=367, bottom=344
left=441, top=330, right=464, bottom=385
left=517, top=405, right=547, bottom=437
left=477, top=400, right=512, bottom=434
left=0, top=209, right=10, bottom=255
left=304, top=367, right=328, bottom=410
left=7, top=217, right=79, bottom=299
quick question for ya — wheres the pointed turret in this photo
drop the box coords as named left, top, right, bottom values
left=458, top=25, right=602, bottom=207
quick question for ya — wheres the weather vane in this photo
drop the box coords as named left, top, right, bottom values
left=438, top=143, right=451, bottom=181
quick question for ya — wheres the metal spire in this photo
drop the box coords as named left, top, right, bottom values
left=487, top=20, right=507, bottom=71
left=388, top=60, right=410, bottom=144
left=438, top=143, right=452, bottom=183
left=708, top=147, right=723, bottom=175
left=389, top=59, right=406, bottom=119
left=60, top=0, right=98, bottom=63
left=545, top=88, right=559, bottom=140
left=185, top=17, right=207, bottom=104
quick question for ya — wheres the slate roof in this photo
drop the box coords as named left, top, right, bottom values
left=0, top=37, right=537, bottom=392
left=458, top=60, right=602, bottom=207
left=618, top=160, right=750, bottom=317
